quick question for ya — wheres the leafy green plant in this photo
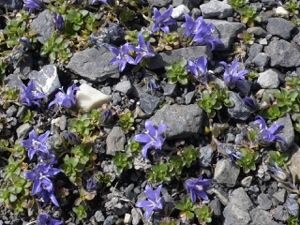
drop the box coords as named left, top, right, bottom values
left=287, top=215, right=299, bottom=225
left=168, top=156, right=185, bottom=176
left=71, top=144, right=94, bottom=165
left=165, top=60, right=189, bottom=85
left=69, top=114, right=92, bottom=137
left=268, top=151, right=289, bottom=168
left=113, top=151, right=133, bottom=173
left=175, top=195, right=196, bottom=220
left=194, top=205, right=213, bottom=224
left=125, top=139, right=142, bottom=154
left=238, top=32, right=255, bottom=45
left=157, top=32, right=181, bottom=51
left=236, top=148, right=259, bottom=173
left=72, top=204, right=88, bottom=220
left=294, top=116, right=300, bottom=133
left=229, top=0, right=248, bottom=9
left=20, top=109, right=36, bottom=123
left=0, top=86, right=19, bottom=109
left=119, top=112, right=134, bottom=133
left=286, top=76, right=300, bottom=90
left=284, top=0, right=299, bottom=15
left=273, top=89, right=299, bottom=113
left=264, top=105, right=283, bottom=120
left=158, top=218, right=180, bottom=225
left=236, top=6, right=261, bottom=27
left=182, top=146, right=200, bottom=168
left=125, top=30, right=155, bottom=45
left=60, top=154, right=84, bottom=183
left=148, top=161, right=172, bottom=183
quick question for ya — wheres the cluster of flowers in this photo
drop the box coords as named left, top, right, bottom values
left=22, top=129, right=62, bottom=224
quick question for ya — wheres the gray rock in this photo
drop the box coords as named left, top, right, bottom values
left=185, top=91, right=194, bottom=104
left=67, top=47, right=119, bottom=82
left=273, top=205, right=289, bottom=221
left=249, top=207, right=280, bottom=225
left=257, top=69, right=280, bottom=89
left=183, top=0, right=201, bottom=9
left=286, top=197, right=299, bottom=216
left=275, top=114, right=294, bottom=152
left=229, top=187, right=253, bottom=211
left=223, top=203, right=251, bottom=225
left=131, top=208, right=142, bottom=225
left=106, top=126, right=126, bottom=156
left=139, top=92, right=161, bottom=115
left=147, top=46, right=212, bottom=70
left=112, top=92, right=122, bottom=105
left=245, top=43, right=263, bottom=65
left=6, top=105, right=17, bottom=117
left=163, top=83, right=177, bottom=96
left=214, top=159, right=240, bottom=187
left=266, top=18, right=296, bottom=40
left=103, top=215, right=117, bottom=225
left=173, top=0, right=184, bottom=7
left=205, top=20, right=245, bottom=50
left=288, top=144, right=300, bottom=181
left=199, top=145, right=214, bottom=167
left=258, top=193, right=272, bottom=210
left=28, top=64, right=61, bottom=96
left=114, top=81, right=132, bottom=95
left=265, top=39, right=300, bottom=67
left=4, top=74, right=24, bottom=88
left=147, top=0, right=171, bottom=7
left=150, top=104, right=204, bottom=139
left=247, top=27, right=268, bottom=38
left=209, top=198, right=222, bottom=217
left=15, top=53, right=33, bottom=76
left=30, top=10, right=55, bottom=44
left=16, top=123, right=32, bottom=140
left=241, top=176, right=252, bottom=188
left=200, top=0, right=233, bottom=19
left=272, top=189, right=286, bottom=203
left=171, top=4, right=190, bottom=20
left=235, top=80, right=252, bottom=97
left=0, top=0, right=23, bottom=10
left=252, top=53, right=270, bottom=67
left=293, top=32, right=300, bottom=46
left=227, top=92, right=252, bottom=120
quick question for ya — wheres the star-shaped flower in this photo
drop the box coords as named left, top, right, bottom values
left=184, top=175, right=212, bottom=203
left=152, top=7, right=176, bottom=33
left=48, top=84, right=79, bottom=109
left=136, top=184, right=163, bottom=219
left=37, top=213, right=62, bottom=225
left=134, top=120, right=168, bottom=158
left=23, top=0, right=45, bottom=13
left=134, top=33, right=155, bottom=64
left=109, top=43, right=137, bottom=72
left=186, top=56, right=208, bottom=84
left=220, top=61, right=248, bottom=89
left=19, top=80, right=45, bottom=107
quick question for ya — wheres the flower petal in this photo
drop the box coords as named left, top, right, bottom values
left=134, top=134, right=151, bottom=143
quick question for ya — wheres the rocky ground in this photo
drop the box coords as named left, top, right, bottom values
left=0, top=0, right=300, bottom=224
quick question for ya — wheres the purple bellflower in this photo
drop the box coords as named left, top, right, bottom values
left=23, top=164, right=60, bottom=206
left=219, top=61, right=248, bottom=89
left=86, top=176, right=98, bottom=191
left=21, top=130, right=50, bottom=160
left=181, top=14, right=223, bottom=50
left=253, top=116, right=286, bottom=145
left=243, top=97, right=258, bottom=111
left=53, top=12, right=64, bottom=31
left=268, top=162, right=287, bottom=180
left=19, top=80, right=45, bottom=107
left=91, top=0, right=108, bottom=4
left=184, top=175, right=212, bottom=203
left=186, top=56, right=208, bottom=84
left=109, top=43, right=137, bottom=72
left=136, top=184, right=163, bottom=219
left=134, top=33, right=155, bottom=64
left=100, top=109, right=112, bottom=124
left=226, top=147, right=243, bottom=165
left=24, top=0, right=44, bottom=13
left=134, top=120, right=168, bottom=158
left=37, top=213, right=62, bottom=225
left=152, top=7, right=176, bottom=33
left=48, top=84, right=79, bottom=109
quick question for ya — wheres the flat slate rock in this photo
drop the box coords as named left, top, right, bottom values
left=266, top=18, right=296, bottom=40
left=67, top=47, right=119, bottom=82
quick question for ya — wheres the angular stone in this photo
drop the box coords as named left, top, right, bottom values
left=114, top=81, right=132, bottom=95
left=272, top=189, right=286, bottom=203
left=28, top=64, right=61, bottom=96
left=245, top=43, right=263, bottom=65
left=214, top=159, right=240, bottom=187
left=106, top=126, right=126, bottom=156
left=199, top=145, right=214, bottom=167
left=247, top=27, right=268, bottom=38
left=76, top=83, right=112, bottom=112
left=286, top=197, right=299, bottom=216
left=227, top=92, right=252, bottom=120
left=16, top=123, right=32, bottom=141
left=274, top=6, right=289, bottom=18
left=275, top=114, right=294, bottom=152
left=229, top=187, right=253, bottom=211
left=67, top=47, right=119, bottom=82
left=4, top=74, right=24, bottom=88
left=223, top=203, right=251, bottom=225
left=265, top=39, right=300, bottom=67
left=258, top=193, right=272, bottom=210
left=249, top=207, right=280, bottom=225
left=200, top=0, right=233, bottom=19
left=147, top=46, right=212, bottom=69
left=266, top=18, right=295, bottom=40
left=172, top=4, right=190, bottom=20
left=0, top=0, right=23, bottom=11
left=273, top=205, right=289, bottom=221
left=257, top=69, right=280, bottom=89
left=139, top=92, right=160, bottom=115
left=252, top=53, right=270, bottom=67
left=30, top=10, right=56, bottom=44
left=151, top=104, right=204, bottom=139
left=147, top=0, right=171, bottom=7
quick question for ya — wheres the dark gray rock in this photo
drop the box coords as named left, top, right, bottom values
left=223, top=203, right=251, bottom=225
left=257, top=69, right=280, bottom=89
left=67, top=47, right=119, bottom=82
left=229, top=187, right=253, bottom=211
left=30, top=10, right=55, bottom=44
left=249, top=207, right=280, bottom=225
left=0, top=0, right=23, bottom=10
left=28, top=64, right=61, bottom=96
left=245, top=43, right=263, bottom=65
left=273, top=205, right=289, bottom=221
left=275, top=114, right=294, bottom=152
left=103, top=215, right=117, bottom=225
left=258, top=193, right=272, bottom=210
left=163, top=83, right=177, bottom=96
left=252, top=53, right=270, bottom=67
left=247, top=27, right=268, bottom=38
left=214, top=159, right=240, bottom=187
left=272, top=189, right=286, bottom=203
left=199, top=145, right=214, bottom=167
left=151, top=104, right=204, bottom=139
left=114, top=80, right=132, bottom=95
left=200, top=0, right=233, bottom=19
left=147, top=46, right=212, bottom=70
left=235, top=80, right=252, bottom=97
left=112, top=92, right=122, bottom=105
left=209, top=199, right=222, bottom=217
left=265, top=39, right=300, bottom=67
left=205, top=20, right=245, bottom=50
left=183, top=0, right=201, bottom=9
left=106, top=126, right=125, bottom=156
left=266, top=18, right=296, bottom=40
left=148, top=0, right=171, bottom=7
left=4, top=74, right=24, bottom=88
left=139, top=92, right=161, bottom=115
left=286, top=196, right=299, bottom=216
left=15, top=53, right=33, bottom=76
left=293, top=32, right=300, bottom=46
left=227, top=92, right=252, bottom=120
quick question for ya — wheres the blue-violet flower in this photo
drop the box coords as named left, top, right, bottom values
left=243, top=97, right=257, bottom=111
left=37, top=213, right=62, bottom=225
left=152, top=7, right=176, bottom=33
left=134, top=120, right=168, bottom=158
left=253, top=116, right=286, bottom=144
left=24, top=0, right=44, bottom=13
left=19, top=80, right=45, bottom=107
left=186, top=56, right=208, bottom=84
left=134, top=33, right=155, bottom=64
left=184, top=175, right=212, bottom=203
left=48, top=84, right=79, bottom=109
left=53, top=12, right=64, bottom=31
left=109, top=43, right=137, bottom=72
left=219, top=61, right=248, bottom=89
left=136, top=184, right=163, bottom=219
